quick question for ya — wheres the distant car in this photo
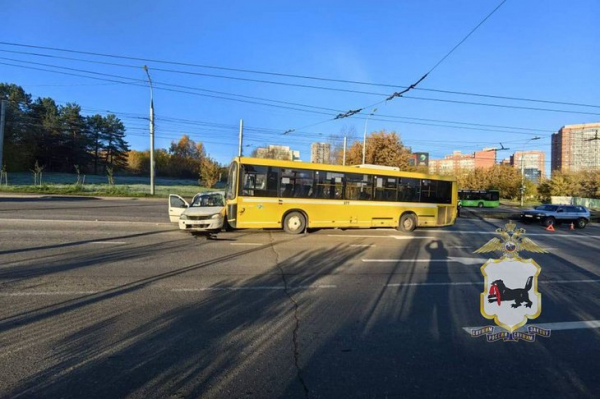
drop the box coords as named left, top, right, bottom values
left=168, top=192, right=225, bottom=233
left=520, top=204, right=591, bottom=228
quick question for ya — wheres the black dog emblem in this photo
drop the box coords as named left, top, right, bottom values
left=488, top=276, right=533, bottom=308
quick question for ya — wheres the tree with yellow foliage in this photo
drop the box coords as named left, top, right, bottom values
left=345, top=130, right=411, bottom=169
left=200, top=156, right=221, bottom=188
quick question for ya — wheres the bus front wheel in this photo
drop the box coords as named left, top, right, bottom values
left=477, top=202, right=484, bottom=208
left=283, top=211, right=306, bottom=234
left=398, top=213, right=417, bottom=233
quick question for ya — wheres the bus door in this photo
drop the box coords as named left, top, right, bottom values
left=237, top=165, right=280, bottom=228
left=312, top=171, right=348, bottom=227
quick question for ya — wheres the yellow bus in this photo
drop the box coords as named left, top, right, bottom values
left=224, top=157, right=457, bottom=234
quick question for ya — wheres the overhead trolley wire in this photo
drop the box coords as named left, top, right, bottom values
left=283, top=0, right=515, bottom=134
left=2, top=31, right=598, bottom=108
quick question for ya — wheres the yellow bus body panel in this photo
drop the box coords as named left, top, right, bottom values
left=228, top=157, right=457, bottom=230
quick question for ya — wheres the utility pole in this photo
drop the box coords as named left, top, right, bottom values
left=238, top=119, right=244, bottom=157
left=342, top=136, right=347, bottom=166
left=143, top=66, right=155, bottom=195
left=0, top=100, right=6, bottom=170
left=362, top=108, right=377, bottom=164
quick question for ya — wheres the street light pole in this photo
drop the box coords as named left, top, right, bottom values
left=362, top=108, right=377, bottom=165
left=520, top=136, right=541, bottom=207
left=143, top=66, right=155, bottom=195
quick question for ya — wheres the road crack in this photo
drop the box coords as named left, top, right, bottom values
left=269, top=233, right=309, bottom=398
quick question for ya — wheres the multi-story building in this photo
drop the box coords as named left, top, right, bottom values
left=429, top=148, right=496, bottom=175
left=255, top=145, right=301, bottom=161
left=551, top=123, right=600, bottom=173
left=310, top=142, right=331, bottom=164
left=510, top=151, right=545, bottom=183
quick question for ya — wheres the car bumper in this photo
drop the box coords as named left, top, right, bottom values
left=178, top=218, right=223, bottom=231
left=521, top=214, right=542, bottom=220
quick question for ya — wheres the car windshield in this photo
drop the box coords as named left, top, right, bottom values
left=191, top=193, right=224, bottom=207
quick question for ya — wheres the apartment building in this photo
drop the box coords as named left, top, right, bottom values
left=429, top=148, right=496, bottom=175
left=310, top=142, right=331, bottom=164
left=551, top=123, right=600, bottom=173
left=511, top=150, right=545, bottom=183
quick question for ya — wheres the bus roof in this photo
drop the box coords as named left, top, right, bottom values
left=233, top=157, right=456, bottom=182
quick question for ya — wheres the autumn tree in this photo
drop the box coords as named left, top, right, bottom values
left=345, top=130, right=411, bottom=168
left=200, top=157, right=221, bottom=188
left=537, top=170, right=600, bottom=201
left=168, top=135, right=205, bottom=177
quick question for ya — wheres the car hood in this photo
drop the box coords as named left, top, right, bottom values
left=182, top=206, right=224, bottom=216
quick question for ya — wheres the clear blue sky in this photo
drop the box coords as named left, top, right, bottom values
left=2, top=0, right=599, bottom=174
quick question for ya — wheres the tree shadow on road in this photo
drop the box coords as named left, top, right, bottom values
left=2, top=239, right=368, bottom=398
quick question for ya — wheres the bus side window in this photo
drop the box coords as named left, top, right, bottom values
left=280, top=168, right=314, bottom=198
left=420, top=179, right=437, bottom=203
left=374, top=177, right=397, bottom=201
left=398, top=178, right=420, bottom=202
left=241, top=165, right=278, bottom=197
left=345, top=174, right=372, bottom=201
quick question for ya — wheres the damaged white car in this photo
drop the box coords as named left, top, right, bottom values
left=168, top=192, right=226, bottom=233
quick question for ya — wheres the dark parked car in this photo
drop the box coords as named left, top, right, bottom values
left=520, top=204, right=591, bottom=228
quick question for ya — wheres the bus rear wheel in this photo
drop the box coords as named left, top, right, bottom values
left=398, top=213, right=417, bottom=233
left=477, top=202, right=484, bottom=208
left=283, top=211, right=306, bottom=234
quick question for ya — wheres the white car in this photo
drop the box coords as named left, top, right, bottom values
left=168, top=192, right=226, bottom=233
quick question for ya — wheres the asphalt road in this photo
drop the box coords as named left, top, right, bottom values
left=0, top=195, right=599, bottom=398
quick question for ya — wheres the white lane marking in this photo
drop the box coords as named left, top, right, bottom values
left=230, top=242, right=264, bottom=246
left=363, top=257, right=485, bottom=265
left=386, top=279, right=600, bottom=288
left=463, top=320, right=600, bottom=334
left=89, top=241, right=127, bottom=245
left=448, top=246, right=471, bottom=248
left=172, top=285, right=337, bottom=292
left=0, top=291, right=98, bottom=296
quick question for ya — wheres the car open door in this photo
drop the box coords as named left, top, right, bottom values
left=168, top=194, right=189, bottom=222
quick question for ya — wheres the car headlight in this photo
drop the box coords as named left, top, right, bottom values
left=211, top=213, right=222, bottom=219
left=180, top=214, right=188, bottom=220
left=538, top=213, right=545, bottom=217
